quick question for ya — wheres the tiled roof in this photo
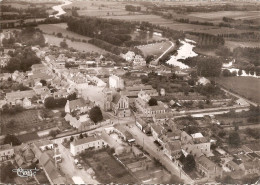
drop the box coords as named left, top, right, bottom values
left=166, top=140, right=181, bottom=152
left=72, top=136, right=102, bottom=146
left=6, top=90, right=35, bottom=100
left=68, top=98, right=87, bottom=110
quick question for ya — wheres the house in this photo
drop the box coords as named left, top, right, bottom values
left=31, top=64, right=47, bottom=73
left=196, top=155, right=222, bottom=179
left=181, top=132, right=211, bottom=157
left=31, top=142, right=64, bottom=184
left=136, top=117, right=149, bottom=133
left=121, top=51, right=135, bottom=62
left=6, top=90, right=35, bottom=107
left=0, top=144, right=14, bottom=161
left=33, top=140, right=54, bottom=151
left=153, top=113, right=173, bottom=124
left=164, top=140, right=182, bottom=161
left=109, top=75, right=124, bottom=89
left=111, top=93, right=131, bottom=117
left=70, top=136, right=108, bottom=156
left=226, top=160, right=241, bottom=172
left=65, top=113, right=95, bottom=131
left=124, top=85, right=158, bottom=98
left=65, top=98, right=91, bottom=114
left=151, top=123, right=166, bottom=141
left=133, top=55, right=146, bottom=66
left=135, top=90, right=166, bottom=117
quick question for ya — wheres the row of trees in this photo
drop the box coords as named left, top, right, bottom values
left=175, top=18, right=214, bottom=26
left=188, top=32, right=225, bottom=49
left=125, top=5, right=141, bottom=12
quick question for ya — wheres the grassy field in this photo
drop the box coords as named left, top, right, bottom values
left=0, top=109, right=56, bottom=135
left=188, top=11, right=260, bottom=22
left=38, top=23, right=92, bottom=41
left=137, top=41, right=172, bottom=57
left=84, top=151, right=137, bottom=184
left=216, top=77, right=260, bottom=104
left=63, top=1, right=144, bottom=17
left=44, top=34, right=107, bottom=54
left=225, top=40, right=260, bottom=51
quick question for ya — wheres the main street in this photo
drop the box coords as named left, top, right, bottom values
left=121, top=120, right=193, bottom=184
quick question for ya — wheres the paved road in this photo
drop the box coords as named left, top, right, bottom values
left=156, top=41, right=174, bottom=62
left=123, top=122, right=193, bottom=184
left=57, top=143, right=98, bottom=184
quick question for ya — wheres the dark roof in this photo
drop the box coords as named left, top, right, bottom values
left=68, top=98, right=87, bottom=110
left=112, top=93, right=121, bottom=104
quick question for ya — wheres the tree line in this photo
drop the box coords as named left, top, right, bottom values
left=188, top=32, right=225, bottom=49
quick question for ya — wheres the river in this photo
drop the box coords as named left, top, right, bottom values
left=166, top=38, right=198, bottom=69
left=49, top=0, right=72, bottom=19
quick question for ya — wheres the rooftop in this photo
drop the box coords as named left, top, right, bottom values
left=72, top=136, right=102, bottom=146
left=0, top=144, right=13, bottom=151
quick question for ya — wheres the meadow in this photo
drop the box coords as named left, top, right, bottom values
left=216, top=77, right=260, bottom=104
left=188, top=11, right=260, bottom=22
left=137, top=41, right=172, bottom=57
left=63, top=1, right=144, bottom=17
left=38, top=23, right=92, bottom=41
left=43, top=34, right=107, bottom=54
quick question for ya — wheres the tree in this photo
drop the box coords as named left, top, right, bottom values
left=67, top=92, right=77, bottom=101
left=228, top=131, right=240, bottom=147
left=4, top=134, right=21, bottom=146
left=183, top=154, right=196, bottom=172
left=49, top=130, right=59, bottom=138
left=60, top=39, right=68, bottom=49
left=148, top=98, right=158, bottom=106
left=79, top=133, right=83, bottom=139
left=89, top=106, right=103, bottom=123
left=40, top=79, right=47, bottom=86
left=56, top=32, right=63, bottom=38
left=70, top=136, right=74, bottom=142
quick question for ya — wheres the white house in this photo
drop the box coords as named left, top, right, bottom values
left=109, top=75, right=124, bottom=89
left=70, top=136, right=108, bottom=156
left=0, top=144, right=14, bottom=162
left=121, top=51, right=135, bottom=62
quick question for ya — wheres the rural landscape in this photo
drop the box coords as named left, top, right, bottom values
left=0, top=0, right=259, bottom=184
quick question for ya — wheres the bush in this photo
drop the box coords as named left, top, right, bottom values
left=148, top=98, right=158, bottom=106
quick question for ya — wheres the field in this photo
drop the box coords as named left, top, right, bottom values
left=83, top=151, right=137, bottom=184
left=225, top=40, right=260, bottom=51
left=137, top=41, right=172, bottom=57
left=38, top=23, right=92, bottom=41
left=0, top=109, right=56, bottom=135
left=63, top=1, right=144, bottom=17
left=216, top=77, right=260, bottom=104
left=43, top=34, right=107, bottom=54
left=188, top=11, right=260, bottom=22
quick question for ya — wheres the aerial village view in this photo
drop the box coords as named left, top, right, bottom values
left=0, top=0, right=259, bottom=184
